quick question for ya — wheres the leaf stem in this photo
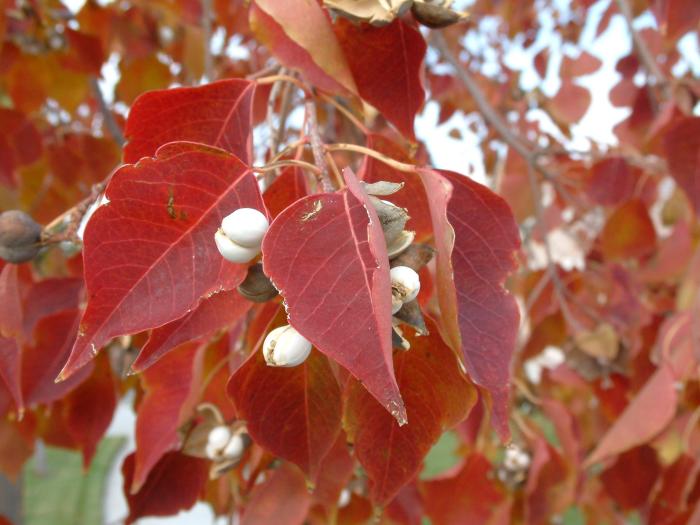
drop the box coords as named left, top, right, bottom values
left=324, top=143, right=416, bottom=173
left=89, top=77, right=125, bottom=148
left=319, top=93, right=370, bottom=135
left=254, top=159, right=321, bottom=176
left=304, top=100, right=334, bottom=192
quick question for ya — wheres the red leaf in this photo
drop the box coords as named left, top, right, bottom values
left=21, top=277, right=83, bottom=340
left=344, top=319, right=477, bottom=505
left=241, top=463, right=312, bottom=525
left=261, top=168, right=405, bottom=424
left=60, top=142, right=264, bottom=380
left=334, top=19, right=426, bottom=140
left=548, top=79, right=591, bottom=125
left=418, top=168, right=520, bottom=439
left=359, top=134, right=432, bottom=240
left=133, top=290, right=253, bottom=371
left=422, top=454, right=505, bottom=525
left=0, top=338, right=21, bottom=413
left=311, top=434, right=354, bottom=508
left=123, top=79, right=255, bottom=164
left=0, top=265, right=23, bottom=410
left=122, top=451, right=208, bottom=524
left=133, top=342, right=205, bottom=492
left=653, top=0, right=700, bottom=41
left=585, top=157, right=640, bottom=207
left=600, top=445, right=660, bottom=509
left=249, top=1, right=356, bottom=95
left=21, top=309, right=92, bottom=406
left=524, top=437, right=569, bottom=525
left=228, top=348, right=341, bottom=482
left=585, top=313, right=695, bottom=465
left=664, top=116, right=700, bottom=216
left=599, top=199, right=656, bottom=260
left=0, top=109, right=42, bottom=187
left=560, top=51, right=602, bottom=77
left=263, top=167, right=309, bottom=219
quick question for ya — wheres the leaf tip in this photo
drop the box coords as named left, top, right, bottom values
left=388, top=399, right=408, bottom=426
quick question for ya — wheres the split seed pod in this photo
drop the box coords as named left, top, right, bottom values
left=263, top=325, right=313, bottom=367
left=0, top=210, right=42, bottom=263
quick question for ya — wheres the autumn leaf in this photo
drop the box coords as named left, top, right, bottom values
left=59, top=142, right=265, bottom=380
left=418, top=168, right=520, bottom=440
left=261, top=168, right=406, bottom=424
left=240, top=463, right=312, bottom=525
left=123, top=79, right=256, bottom=164
left=664, top=116, right=700, bottom=216
left=344, top=319, right=477, bottom=505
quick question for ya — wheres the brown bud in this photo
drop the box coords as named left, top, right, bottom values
left=411, top=1, right=464, bottom=28
left=390, top=243, right=435, bottom=272
left=237, top=263, right=278, bottom=303
left=0, top=210, right=42, bottom=263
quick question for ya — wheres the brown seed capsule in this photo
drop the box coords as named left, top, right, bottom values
left=237, top=263, right=278, bottom=303
left=0, top=210, right=42, bottom=263
left=411, top=1, right=464, bottom=28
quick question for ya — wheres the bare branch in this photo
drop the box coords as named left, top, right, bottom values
left=304, top=100, right=334, bottom=192
left=615, top=0, right=669, bottom=98
left=325, top=143, right=416, bottom=173
left=201, top=0, right=214, bottom=81
left=90, top=77, right=125, bottom=148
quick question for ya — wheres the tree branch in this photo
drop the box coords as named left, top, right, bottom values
left=615, top=0, right=669, bottom=97
left=89, top=77, right=125, bottom=148
left=304, top=100, right=334, bottom=192
left=201, top=0, right=214, bottom=81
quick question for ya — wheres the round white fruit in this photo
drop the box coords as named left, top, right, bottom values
left=222, top=433, right=246, bottom=459
left=390, top=265, right=421, bottom=303
left=215, top=229, right=260, bottom=263
left=263, top=325, right=312, bottom=367
left=221, top=208, right=269, bottom=248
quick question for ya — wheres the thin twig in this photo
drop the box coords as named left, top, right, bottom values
left=319, top=93, right=370, bottom=135
left=256, top=74, right=310, bottom=95
left=431, top=33, right=580, bottom=204
left=324, top=143, right=416, bottom=173
left=615, top=0, right=669, bottom=98
left=253, top=159, right=321, bottom=176
left=41, top=180, right=108, bottom=244
left=90, top=77, right=125, bottom=148
left=304, top=101, right=334, bottom=192
left=201, top=0, right=213, bottom=81
left=525, top=164, right=585, bottom=333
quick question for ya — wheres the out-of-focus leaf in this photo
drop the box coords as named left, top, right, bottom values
left=419, top=168, right=520, bottom=440
left=262, top=168, right=405, bottom=424
left=122, top=451, right=209, bottom=524
left=599, top=199, right=656, bottom=260
left=250, top=0, right=357, bottom=95
left=59, top=142, right=264, bottom=380
left=334, top=19, right=426, bottom=140
left=664, top=116, right=700, bottom=216
left=241, top=463, right=311, bottom=525
left=0, top=109, right=42, bottom=187
left=344, top=319, right=477, bottom=505
left=123, top=79, right=255, bottom=163
left=132, top=342, right=205, bottom=492
left=22, top=437, right=125, bottom=525
left=228, top=349, right=341, bottom=482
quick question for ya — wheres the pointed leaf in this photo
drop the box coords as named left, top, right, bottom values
left=228, top=348, right=341, bottom=482
left=422, top=454, right=505, bottom=525
left=261, top=169, right=405, bottom=423
left=344, top=319, right=477, bottom=505
left=418, top=168, right=520, bottom=440
left=250, top=1, right=356, bottom=95
left=122, top=451, right=208, bottom=524
left=600, top=199, right=656, bottom=260
left=334, top=18, right=426, bottom=140
left=664, top=116, right=700, bottom=216
left=134, top=290, right=253, bottom=371
left=123, top=79, right=255, bottom=163
left=133, top=342, right=205, bottom=492
left=585, top=313, right=695, bottom=465
left=241, top=463, right=312, bottom=525
left=60, top=142, right=264, bottom=379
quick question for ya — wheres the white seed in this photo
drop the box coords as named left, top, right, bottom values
left=222, top=433, right=246, bottom=459
left=263, top=325, right=312, bottom=367
left=337, top=488, right=351, bottom=508
left=205, top=426, right=232, bottom=458
left=221, top=208, right=269, bottom=248
left=391, top=294, right=404, bottom=314
left=215, top=229, right=260, bottom=263
left=390, top=265, right=421, bottom=303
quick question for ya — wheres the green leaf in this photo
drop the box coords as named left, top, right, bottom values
left=23, top=437, right=125, bottom=525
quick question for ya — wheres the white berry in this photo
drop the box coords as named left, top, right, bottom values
left=222, top=433, right=246, bottom=459
left=215, top=229, right=260, bottom=263
left=390, top=265, right=421, bottom=304
left=337, top=488, right=351, bottom=508
left=221, top=208, right=269, bottom=248
left=205, top=426, right=232, bottom=458
left=263, top=325, right=312, bottom=367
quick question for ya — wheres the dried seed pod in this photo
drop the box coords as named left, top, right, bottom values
left=362, top=180, right=404, bottom=196
left=237, top=263, right=278, bottom=302
left=370, top=196, right=409, bottom=246
left=387, top=230, right=415, bottom=259
left=0, top=210, right=42, bottom=263
left=390, top=243, right=435, bottom=271
left=394, top=299, right=428, bottom=335
left=411, top=1, right=464, bottom=28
